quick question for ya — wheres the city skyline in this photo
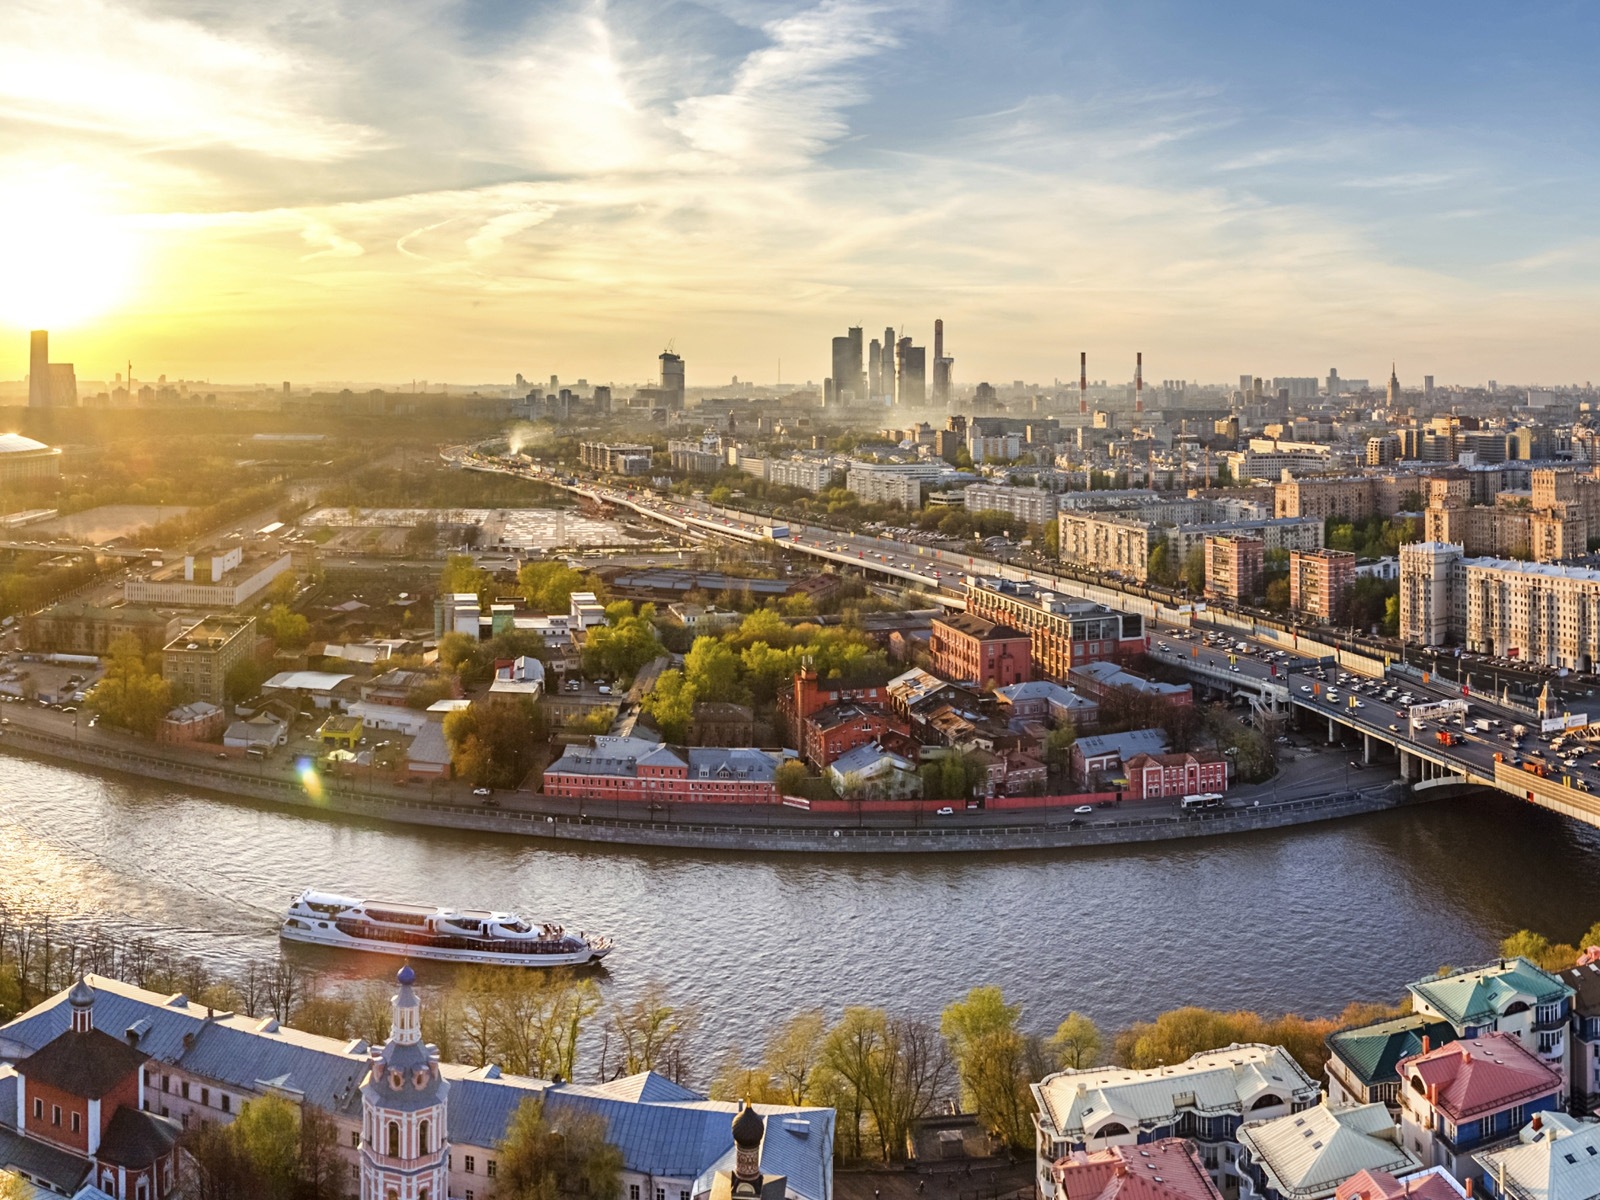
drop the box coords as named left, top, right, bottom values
left=5, top=1, right=1600, bottom=386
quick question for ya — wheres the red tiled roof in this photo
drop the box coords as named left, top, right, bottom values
left=1398, top=1034, right=1561, bottom=1121
left=1336, top=1169, right=1462, bottom=1200
left=1054, top=1139, right=1223, bottom=1200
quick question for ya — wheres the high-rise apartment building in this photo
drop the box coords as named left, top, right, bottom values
left=868, top=338, right=883, bottom=399
left=1289, top=549, right=1356, bottom=623
left=962, top=482, right=1057, bottom=527
left=931, top=318, right=954, bottom=409
left=1204, top=536, right=1264, bottom=602
left=1399, top=541, right=1463, bottom=647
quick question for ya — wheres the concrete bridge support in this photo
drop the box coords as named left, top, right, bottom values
left=1328, top=717, right=1337, bottom=745
left=1364, top=733, right=1372, bottom=764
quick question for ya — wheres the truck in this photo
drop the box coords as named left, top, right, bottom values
left=764, top=522, right=792, bottom=541
left=1522, top=760, right=1549, bottom=778
left=1437, top=730, right=1459, bottom=747
left=1513, top=724, right=1527, bottom=739
left=1474, top=718, right=1491, bottom=732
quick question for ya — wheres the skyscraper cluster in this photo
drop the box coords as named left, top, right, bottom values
left=26, top=331, right=77, bottom=408
left=826, top=320, right=950, bottom=409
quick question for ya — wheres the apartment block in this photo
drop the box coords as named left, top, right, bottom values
left=768, top=457, right=837, bottom=493
left=1399, top=542, right=1464, bottom=646
left=1057, top=513, right=1157, bottom=580
left=965, top=578, right=1145, bottom=681
left=1274, top=476, right=1414, bottom=521
left=1204, top=535, right=1264, bottom=601
left=579, top=441, right=652, bottom=475
left=929, top=612, right=1032, bottom=688
left=162, top=616, right=258, bottom=707
left=1289, top=549, right=1356, bottom=623
left=963, top=482, right=1058, bottom=527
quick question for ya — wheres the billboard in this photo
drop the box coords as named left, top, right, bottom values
left=1408, top=700, right=1468, bottom=723
left=1540, top=713, right=1590, bottom=733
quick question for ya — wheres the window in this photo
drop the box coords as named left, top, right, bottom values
left=221, top=1094, right=231, bottom=1114
left=387, top=1122, right=400, bottom=1158
left=656, top=1189, right=665, bottom=1200
left=419, top=1120, right=430, bottom=1154
left=181, top=1082, right=190, bottom=1100
left=162, top=1075, right=170, bottom=1093
left=32, top=1099, right=41, bottom=1120
left=52, top=1105, right=60, bottom=1127
left=350, top=1131, right=359, bottom=1149
left=631, top=1188, right=641, bottom=1200
left=71, top=1112, right=80, bottom=1134
left=487, top=1161, right=497, bottom=1178
left=466, top=1156, right=476, bottom=1174
left=201, top=1087, right=210, bottom=1107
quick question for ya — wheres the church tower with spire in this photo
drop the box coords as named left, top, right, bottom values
left=360, top=966, right=450, bottom=1200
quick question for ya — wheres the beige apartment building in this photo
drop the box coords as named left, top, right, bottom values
left=1274, top=475, right=1416, bottom=521
left=1399, top=541, right=1464, bottom=646
left=1424, top=467, right=1600, bottom=562
left=1056, top=512, right=1157, bottom=580
left=1464, top=558, right=1600, bottom=670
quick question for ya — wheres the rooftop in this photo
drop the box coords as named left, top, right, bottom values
left=1408, top=958, right=1571, bottom=1028
left=1398, top=1034, right=1562, bottom=1122
left=935, top=611, right=1029, bottom=641
left=0, top=434, right=53, bottom=456
left=1033, top=1043, right=1320, bottom=1140
left=1326, top=1015, right=1457, bottom=1088
left=1053, top=1139, right=1223, bottom=1200
left=1475, top=1113, right=1600, bottom=1200
left=1075, top=729, right=1170, bottom=760
left=1238, top=1102, right=1419, bottom=1200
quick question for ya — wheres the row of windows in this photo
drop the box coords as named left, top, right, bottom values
left=628, top=1187, right=690, bottom=1200
left=32, top=1097, right=81, bottom=1134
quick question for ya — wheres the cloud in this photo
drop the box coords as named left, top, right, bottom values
left=0, top=0, right=378, bottom=161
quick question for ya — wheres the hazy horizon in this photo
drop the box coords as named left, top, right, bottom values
left=4, top=0, right=1599, bottom=389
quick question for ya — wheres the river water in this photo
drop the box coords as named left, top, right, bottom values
left=4, top=753, right=1600, bottom=1063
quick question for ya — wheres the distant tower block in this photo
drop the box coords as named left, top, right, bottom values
left=28, top=331, right=48, bottom=408
left=1135, top=351, right=1144, bottom=414
left=1079, top=352, right=1087, bottom=415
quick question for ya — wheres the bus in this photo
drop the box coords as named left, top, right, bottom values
left=1180, top=793, right=1224, bottom=810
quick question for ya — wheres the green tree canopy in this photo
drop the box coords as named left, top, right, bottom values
left=494, top=1097, right=623, bottom=1200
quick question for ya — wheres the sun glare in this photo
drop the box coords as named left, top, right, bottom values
left=0, top=179, right=139, bottom=331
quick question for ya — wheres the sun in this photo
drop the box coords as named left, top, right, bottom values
left=0, top=178, right=140, bottom=332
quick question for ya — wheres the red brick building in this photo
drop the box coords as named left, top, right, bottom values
left=802, top=702, right=908, bottom=769
left=1290, top=548, right=1357, bottom=622
left=930, top=612, right=1032, bottom=689
left=1122, top=750, right=1229, bottom=799
left=542, top=736, right=782, bottom=805
left=8, top=980, right=182, bottom=1199
left=965, top=580, right=1146, bottom=682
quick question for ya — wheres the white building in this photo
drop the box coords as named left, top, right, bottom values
left=768, top=458, right=836, bottom=493
left=963, top=483, right=1058, bottom=527
left=1031, top=1044, right=1322, bottom=1200
left=125, top=551, right=292, bottom=608
left=845, top=464, right=925, bottom=508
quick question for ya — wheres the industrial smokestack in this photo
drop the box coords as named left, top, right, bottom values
left=1080, top=351, right=1088, bottom=415
left=934, top=318, right=944, bottom=361
left=1136, top=351, right=1144, bottom=414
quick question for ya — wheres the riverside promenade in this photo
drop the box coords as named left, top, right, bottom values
left=0, top=708, right=1421, bottom=854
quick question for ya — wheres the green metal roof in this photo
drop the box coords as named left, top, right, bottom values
left=1408, top=959, right=1572, bottom=1028
left=1326, top=1016, right=1457, bottom=1087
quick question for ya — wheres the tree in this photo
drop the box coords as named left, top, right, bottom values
left=87, top=635, right=173, bottom=736
left=443, top=697, right=547, bottom=788
left=684, top=636, right=744, bottom=701
left=1581, top=921, right=1600, bottom=953
left=640, top=669, right=697, bottom=743
left=436, top=631, right=483, bottom=675
left=1146, top=542, right=1176, bottom=587
left=225, top=659, right=272, bottom=704
left=1501, top=930, right=1578, bottom=972
left=1044, top=518, right=1060, bottom=557
left=1265, top=578, right=1291, bottom=611
left=266, top=571, right=299, bottom=605
left=440, top=553, right=489, bottom=601
left=583, top=605, right=664, bottom=683
left=940, top=986, right=1035, bottom=1149
left=774, top=761, right=811, bottom=797
left=188, top=1094, right=299, bottom=1200
left=517, top=561, right=593, bottom=613
left=1182, top=547, right=1207, bottom=594
left=601, top=983, right=696, bottom=1083
left=262, top=603, right=310, bottom=649
left=764, top=1009, right=827, bottom=1104
left=494, top=1097, right=623, bottom=1200
left=1048, top=1012, right=1102, bottom=1069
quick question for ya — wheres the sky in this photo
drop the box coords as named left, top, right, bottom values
left=3, top=0, right=1600, bottom=390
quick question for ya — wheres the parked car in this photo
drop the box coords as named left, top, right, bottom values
left=935, top=806, right=954, bottom=815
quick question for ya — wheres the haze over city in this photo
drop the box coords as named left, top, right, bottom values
left=5, top=0, right=1600, bottom=386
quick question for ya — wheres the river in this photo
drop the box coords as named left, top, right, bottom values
left=4, top=752, right=1600, bottom=1063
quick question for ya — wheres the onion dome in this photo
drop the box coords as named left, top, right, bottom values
left=397, top=964, right=415, bottom=986
left=732, top=1101, right=764, bottom=1148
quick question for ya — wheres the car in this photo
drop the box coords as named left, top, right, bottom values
left=1299, top=685, right=1312, bottom=693
left=1074, top=804, right=1095, bottom=814
left=472, top=787, right=492, bottom=796
left=216, top=752, right=228, bottom=759
left=935, top=806, right=954, bottom=815
left=1067, top=817, right=1086, bottom=828
left=1389, top=723, right=1400, bottom=731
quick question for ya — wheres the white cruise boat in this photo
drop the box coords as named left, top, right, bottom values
left=280, top=889, right=613, bottom=967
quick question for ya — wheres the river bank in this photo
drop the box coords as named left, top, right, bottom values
left=0, top=717, right=1419, bottom=853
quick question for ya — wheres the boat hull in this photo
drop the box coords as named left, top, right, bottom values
left=280, top=922, right=609, bottom=968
